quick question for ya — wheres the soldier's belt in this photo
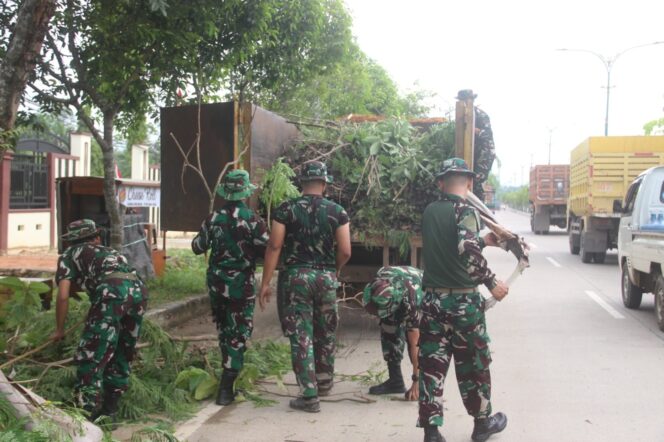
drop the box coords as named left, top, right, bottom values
left=103, top=272, right=139, bottom=281
left=425, top=287, right=476, bottom=295
left=287, top=264, right=336, bottom=271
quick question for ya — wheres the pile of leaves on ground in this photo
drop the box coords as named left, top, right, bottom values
left=0, top=277, right=291, bottom=440
left=274, top=118, right=456, bottom=252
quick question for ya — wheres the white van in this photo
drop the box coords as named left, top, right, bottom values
left=617, top=166, right=664, bottom=331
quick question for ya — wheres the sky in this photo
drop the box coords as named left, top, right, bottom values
left=343, top=0, right=664, bottom=186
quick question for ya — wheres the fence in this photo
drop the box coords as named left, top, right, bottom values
left=9, top=153, right=48, bottom=210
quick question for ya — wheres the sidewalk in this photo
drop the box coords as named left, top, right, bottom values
left=0, top=252, right=58, bottom=275
left=0, top=234, right=190, bottom=275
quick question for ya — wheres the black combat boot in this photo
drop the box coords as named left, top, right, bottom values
left=471, top=412, right=507, bottom=442
left=99, top=390, right=122, bottom=429
left=289, top=396, right=321, bottom=413
left=216, top=369, right=239, bottom=406
left=368, top=361, right=406, bottom=395
left=318, top=380, right=333, bottom=397
left=423, top=425, right=446, bottom=442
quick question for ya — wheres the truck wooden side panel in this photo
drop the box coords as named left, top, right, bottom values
left=529, top=164, right=569, bottom=206
left=569, top=136, right=664, bottom=217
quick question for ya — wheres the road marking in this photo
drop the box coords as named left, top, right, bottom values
left=529, top=242, right=538, bottom=249
left=174, top=400, right=220, bottom=440
left=546, top=257, right=562, bottom=268
left=585, top=290, right=625, bottom=319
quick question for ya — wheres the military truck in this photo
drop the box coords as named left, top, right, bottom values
left=568, top=136, right=664, bottom=263
left=158, top=94, right=489, bottom=285
left=529, top=164, right=569, bottom=234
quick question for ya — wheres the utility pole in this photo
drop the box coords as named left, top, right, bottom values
left=547, top=127, right=556, bottom=164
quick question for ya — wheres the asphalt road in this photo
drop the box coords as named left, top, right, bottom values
left=176, top=210, right=664, bottom=442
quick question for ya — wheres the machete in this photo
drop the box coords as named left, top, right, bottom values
left=465, top=191, right=530, bottom=310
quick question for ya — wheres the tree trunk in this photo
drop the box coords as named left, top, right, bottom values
left=102, top=110, right=123, bottom=250
left=0, top=0, right=56, bottom=134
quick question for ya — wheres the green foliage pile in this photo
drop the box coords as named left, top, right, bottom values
left=0, top=276, right=291, bottom=438
left=280, top=118, right=456, bottom=250
left=0, top=277, right=195, bottom=422
left=0, top=393, right=78, bottom=442
left=259, top=158, right=301, bottom=224
left=174, top=341, right=291, bottom=408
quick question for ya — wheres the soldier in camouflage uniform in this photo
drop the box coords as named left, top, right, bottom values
left=192, top=169, right=268, bottom=406
left=258, top=161, right=351, bottom=413
left=418, top=158, right=509, bottom=442
left=363, top=266, right=423, bottom=401
left=473, top=107, right=496, bottom=202
left=52, top=219, right=148, bottom=422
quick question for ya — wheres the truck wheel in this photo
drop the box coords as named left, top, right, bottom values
left=621, top=264, right=643, bottom=309
left=580, top=232, right=593, bottom=263
left=655, top=275, right=664, bottom=332
left=593, top=252, right=606, bottom=264
left=569, top=234, right=580, bottom=255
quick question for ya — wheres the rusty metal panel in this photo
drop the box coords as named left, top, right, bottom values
left=248, top=105, right=300, bottom=181
left=160, top=102, right=236, bottom=231
left=160, top=102, right=300, bottom=231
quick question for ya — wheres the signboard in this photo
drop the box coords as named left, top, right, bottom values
left=117, top=185, right=160, bottom=207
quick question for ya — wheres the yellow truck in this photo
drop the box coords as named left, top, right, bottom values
left=568, top=136, right=664, bottom=263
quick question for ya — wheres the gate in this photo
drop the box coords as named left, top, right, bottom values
left=10, top=153, right=49, bottom=209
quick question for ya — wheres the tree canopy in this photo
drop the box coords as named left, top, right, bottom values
left=26, top=0, right=356, bottom=248
left=270, top=46, right=434, bottom=119
left=0, top=0, right=55, bottom=154
left=644, top=117, right=664, bottom=135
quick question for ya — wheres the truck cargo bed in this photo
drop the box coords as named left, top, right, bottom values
left=569, top=136, right=664, bottom=217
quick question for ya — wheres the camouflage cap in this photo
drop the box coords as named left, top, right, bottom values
left=300, top=160, right=333, bottom=183
left=216, top=169, right=257, bottom=201
left=61, top=219, right=101, bottom=241
left=435, top=157, right=476, bottom=180
left=363, top=266, right=423, bottom=319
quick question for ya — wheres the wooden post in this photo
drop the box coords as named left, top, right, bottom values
left=410, top=236, right=422, bottom=267
left=0, top=152, right=12, bottom=255
left=454, top=90, right=476, bottom=168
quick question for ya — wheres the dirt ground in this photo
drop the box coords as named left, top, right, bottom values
left=0, top=250, right=58, bottom=274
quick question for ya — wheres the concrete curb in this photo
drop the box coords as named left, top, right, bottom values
left=145, top=274, right=271, bottom=330
left=146, top=294, right=210, bottom=329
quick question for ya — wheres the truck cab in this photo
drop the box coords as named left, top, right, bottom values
left=617, top=166, right=664, bottom=331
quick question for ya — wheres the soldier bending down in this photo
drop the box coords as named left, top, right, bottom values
left=363, top=266, right=423, bottom=401
left=52, top=219, right=148, bottom=423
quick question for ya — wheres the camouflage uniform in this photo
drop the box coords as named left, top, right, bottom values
left=419, top=158, right=497, bottom=428
left=473, top=107, right=496, bottom=201
left=192, top=172, right=268, bottom=372
left=274, top=190, right=349, bottom=398
left=363, top=266, right=423, bottom=364
left=56, top=234, right=148, bottom=414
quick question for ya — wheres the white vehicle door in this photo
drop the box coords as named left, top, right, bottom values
left=618, top=177, right=642, bottom=270
left=632, top=169, right=664, bottom=271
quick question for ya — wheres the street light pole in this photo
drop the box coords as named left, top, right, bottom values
left=547, top=127, right=556, bottom=164
left=557, top=41, right=664, bottom=136
left=604, top=65, right=612, bottom=136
